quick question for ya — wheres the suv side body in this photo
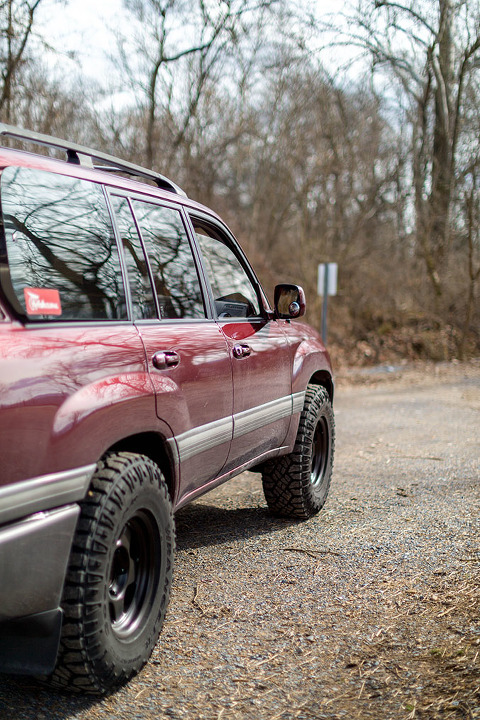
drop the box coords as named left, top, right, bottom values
left=0, top=130, right=334, bottom=690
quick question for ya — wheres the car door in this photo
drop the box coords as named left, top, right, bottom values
left=188, top=215, right=294, bottom=474
left=109, top=193, right=234, bottom=505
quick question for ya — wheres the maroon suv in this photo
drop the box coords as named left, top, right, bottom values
left=0, top=124, right=334, bottom=694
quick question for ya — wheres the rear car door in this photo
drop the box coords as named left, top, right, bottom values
left=109, top=194, right=234, bottom=506
left=188, top=215, right=294, bottom=474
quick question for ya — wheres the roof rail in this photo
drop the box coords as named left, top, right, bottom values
left=0, top=123, right=187, bottom=197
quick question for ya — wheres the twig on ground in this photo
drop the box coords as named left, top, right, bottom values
left=283, top=547, right=342, bottom=559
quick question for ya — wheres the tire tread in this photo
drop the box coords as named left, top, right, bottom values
left=46, top=451, right=174, bottom=694
left=262, top=385, right=335, bottom=519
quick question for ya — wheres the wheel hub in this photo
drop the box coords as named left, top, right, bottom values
left=311, top=416, right=329, bottom=487
left=108, top=511, right=159, bottom=639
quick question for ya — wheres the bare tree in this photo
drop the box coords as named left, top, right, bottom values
left=0, top=0, right=45, bottom=120
left=318, top=0, right=480, bottom=302
left=116, top=0, right=278, bottom=169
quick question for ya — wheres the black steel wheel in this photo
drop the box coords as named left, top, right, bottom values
left=108, top=510, right=160, bottom=638
left=311, top=414, right=330, bottom=488
left=49, top=452, right=175, bottom=694
left=262, top=384, right=335, bottom=519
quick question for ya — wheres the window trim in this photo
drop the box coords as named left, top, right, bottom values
left=103, top=188, right=136, bottom=322
left=108, top=189, right=212, bottom=322
left=106, top=189, right=157, bottom=322
left=185, top=211, right=271, bottom=322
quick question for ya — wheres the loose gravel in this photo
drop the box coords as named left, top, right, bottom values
left=0, top=361, right=479, bottom=720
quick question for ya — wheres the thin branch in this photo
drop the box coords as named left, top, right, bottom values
left=374, top=1, right=436, bottom=35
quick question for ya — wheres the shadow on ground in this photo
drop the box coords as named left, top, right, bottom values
left=0, top=674, right=98, bottom=720
left=175, top=502, right=301, bottom=552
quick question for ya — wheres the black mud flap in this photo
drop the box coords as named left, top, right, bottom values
left=0, top=608, right=62, bottom=675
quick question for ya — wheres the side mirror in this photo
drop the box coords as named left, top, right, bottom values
left=274, top=284, right=306, bottom=320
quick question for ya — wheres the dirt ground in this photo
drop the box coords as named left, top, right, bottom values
left=0, top=360, right=479, bottom=720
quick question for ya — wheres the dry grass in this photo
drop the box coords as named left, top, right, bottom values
left=324, top=569, right=480, bottom=719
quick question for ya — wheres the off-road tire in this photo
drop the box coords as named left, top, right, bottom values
left=262, top=385, right=335, bottom=519
left=48, top=451, right=175, bottom=695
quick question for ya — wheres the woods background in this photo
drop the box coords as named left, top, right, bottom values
left=1, top=0, right=479, bottom=365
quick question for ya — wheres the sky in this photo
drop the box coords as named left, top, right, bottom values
left=37, top=0, right=125, bottom=80
left=36, top=0, right=350, bottom=83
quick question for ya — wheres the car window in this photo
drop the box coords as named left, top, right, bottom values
left=132, top=200, right=205, bottom=320
left=0, top=166, right=127, bottom=321
left=110, top=195, right=157, bottom=320
left=191, top=220, right=261, bottom=319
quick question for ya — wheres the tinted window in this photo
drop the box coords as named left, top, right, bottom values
left=132, top=200, right=205, bottom=319
left=192, top=221, right=261, bottom=318
left=111, top=195, right=156, bottom=320
left=0, top=166, right=126, bottom=320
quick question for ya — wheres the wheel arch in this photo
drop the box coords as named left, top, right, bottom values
left=309, top=370, right=334, bottom=404
left=108, top=432, right=177, bottom=503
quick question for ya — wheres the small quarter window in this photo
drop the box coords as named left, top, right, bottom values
left=0, top=166, right=126, bottom=321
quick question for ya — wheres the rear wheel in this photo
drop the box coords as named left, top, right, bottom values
left=262, top=385, right=334, bottom=519
left=49, top=451, right=175, bottom=694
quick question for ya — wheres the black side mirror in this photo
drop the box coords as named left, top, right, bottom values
left=274, top=284, right=306, bottom=320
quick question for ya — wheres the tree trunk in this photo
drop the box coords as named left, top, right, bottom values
left=429, top=0, right=455, bottom=264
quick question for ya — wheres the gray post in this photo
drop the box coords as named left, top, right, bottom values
left=321, top=263, right=329, bottom=343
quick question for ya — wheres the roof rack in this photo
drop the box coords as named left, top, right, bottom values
left=0, top=123, right=187, bottom=197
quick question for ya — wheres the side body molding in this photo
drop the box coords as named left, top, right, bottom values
left=167, top=392, right=306, bottom=467
left=0, top=464, right=95, bottom=525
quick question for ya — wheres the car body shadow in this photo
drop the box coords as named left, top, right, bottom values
left=0, top=674, right=99, bottom=718
left=174, top=501, right=300, bottom=552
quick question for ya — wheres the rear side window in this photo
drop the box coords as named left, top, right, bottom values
left=132, top=200, right=205, bottom=319
left=110, top=195, right=157, bottom=320
left=0, top=166, right=127, bottom=321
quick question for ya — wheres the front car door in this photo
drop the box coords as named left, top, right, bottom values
left=188, top=215, right=296, bottom=475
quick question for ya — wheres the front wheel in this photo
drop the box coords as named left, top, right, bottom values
left=49, top=451, right=175, bottom=694
left=262, top=385, right=335, bottom=519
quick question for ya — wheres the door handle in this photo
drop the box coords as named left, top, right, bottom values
left=232, top=343, right=251, bottom=359
left=152, top=350, right=180, bottom=370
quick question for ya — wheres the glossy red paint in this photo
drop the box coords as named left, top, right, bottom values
left=136, top=320, right=234, bottom=503
left=0, top=127, right=335, bottom=685
left=0, top=321, right=159, bottom=486
left=0, top=146, right=334, bottom=500
left=289, top=323, right=333, bottom=395
left=220, top=318, right=293, bottom=470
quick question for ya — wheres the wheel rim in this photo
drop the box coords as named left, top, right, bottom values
left=108, top=510, right=160, bottom=639
left=311, top=416, right=329, bottom=487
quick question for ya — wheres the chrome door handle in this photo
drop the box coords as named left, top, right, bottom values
left=152, top=350, right=180, bottom=370
left=232, top=343, right=251, bottom=359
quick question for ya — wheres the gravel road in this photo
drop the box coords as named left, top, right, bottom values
left=1, top=361, right=479, bottom=720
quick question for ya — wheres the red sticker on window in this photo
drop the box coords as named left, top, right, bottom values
left=24, top=288, right=62, bottom=316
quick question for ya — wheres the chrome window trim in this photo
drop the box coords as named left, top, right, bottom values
left=0, top=464, right=96, bottom=525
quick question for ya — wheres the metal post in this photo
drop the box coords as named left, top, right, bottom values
left=321, top=263, right=329, bottom=344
